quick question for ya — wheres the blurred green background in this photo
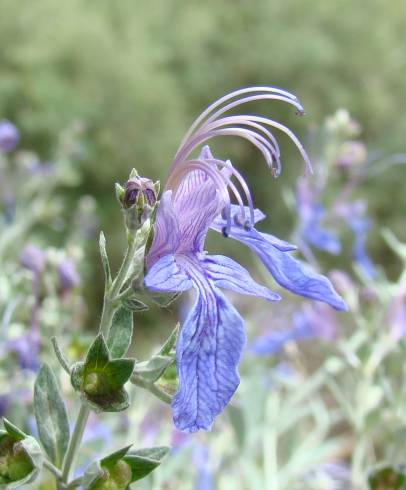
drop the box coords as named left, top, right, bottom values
left=1, top=0, right=405, bottom=304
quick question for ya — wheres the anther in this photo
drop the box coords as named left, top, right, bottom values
left=244, top=220, right=252, bottom=231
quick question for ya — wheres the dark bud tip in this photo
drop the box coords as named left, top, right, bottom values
left=143, top=187, right=157, bottom=207
left=123, top=181, right=140, bottom=208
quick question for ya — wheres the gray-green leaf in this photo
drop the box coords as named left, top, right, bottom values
left=99, top=231, right=112, bottom=284
left=33, top=364, right=70, bottom=467
left=124, top=446, right=169, bottom=482
left=86, top=335, right=110, bottom=371
left=107, top=306, right=133, bottom=358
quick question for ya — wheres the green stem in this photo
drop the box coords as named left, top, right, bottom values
left=43, top=459, right=63, bottom=479
left=100, top=234, right=144, bottom=337
left=56, top=227, right=147, bottom=487
left=61, top=403, right=90, bottom=484
left=131, top=375, right=172, bottom=404
left=66, top=476, right=82, bottom=489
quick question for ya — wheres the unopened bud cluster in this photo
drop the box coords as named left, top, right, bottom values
left=116, top=170, right=159, bottom=232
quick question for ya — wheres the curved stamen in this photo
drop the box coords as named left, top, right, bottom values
left=201, top=120, right=281, bottom=172
left=204, top=115, right=282, bottom=158
left=206, top=158, right=255, bottom=227
left=176, top=94, right=302, bottom=163
left=202, top=94, right=305, bottom=129
left=174, top=128, right=277, bottom=177
left=183, top=118, right=312, bottom=176
left=181, top=86, right=300, bottom=146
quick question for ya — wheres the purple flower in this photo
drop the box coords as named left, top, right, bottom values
left=343, top=201, right=376, bottom=278
left=19, top=244, right=46, bottom=275
left=296, top=178, right=341, bottom=255
left=193, top=444, right=214, bottom=490
left=0, top=120, right=19, bottom=153
left=251, top=326, right=307, bottom=356
left=58, top=259, right=80, bottom=292
left=83, top=413, right=113, bottom=444
left=335, top=140, right=367, bottom=168
left=387, top=291, right=406, bottom=340
left=144, top=87, right=347, bottom=433
left=9, top=331, right=40, bottom=371
left=0, top=395, right=10, bottom=417
left=251, top=303, right=337, bottom=355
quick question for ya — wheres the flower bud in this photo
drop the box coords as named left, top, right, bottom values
left=83, top=372, right=109, bottom=397
left=335, top=141, right=367, bottom=168
left=121, top=172, right=158, bottom=231
left=124, top=177, right=157, bottom=207
left=0, top=420, right=42, bottom=487
left=90, top=461, right=132, bottom=490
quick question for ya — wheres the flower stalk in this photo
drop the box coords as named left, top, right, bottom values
left=56, top=218, right=149, bottom=488
left=60, top=403, right=90, bottom=486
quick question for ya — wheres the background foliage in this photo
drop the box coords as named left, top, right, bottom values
left=1, top=0, right=405, bottom=261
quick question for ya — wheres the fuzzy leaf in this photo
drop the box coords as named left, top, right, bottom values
left=101, top=445, right=132, bottom=466
left=104, top=358, right=135, bottom=389
left=51, top=336, right=71, bottom=374
left=99, top=231, right=112, bottom=284
left=124, top=446, right=169, bottom=482
left=70, top=362, right=85, bottom=392
left=85, top=335, right=110, bottom=372
left=133, top=355, right=173, bottom=384
left=122, top=297, right=149, bottom=312
left=107, top=307, right=133, bottom=358
left=3, top=418, right=26, bottom=441
left=34, top=364, right=70, bottom=467
left=151, top=292, right=181, bottom=308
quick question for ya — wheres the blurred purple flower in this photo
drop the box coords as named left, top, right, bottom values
left=307, top=461, right=351, bottom=490
left=19, top=245, right=46, bottom=275
left=296, top=178, right=341, bottom=255
left=251, top=303, right=337, bottom=356
left=193, top=444, right=214, bottom=490
left=139, top=407, right=166, bottom=446
left=0, top=395, right=10, bottom=417
left=170, top=428, right=191, bottom=451
left=335, top=141, right=367, bottom=168
left=345, top=201, right=376, bottom=278
left=58, top=259, right=80, bottom=293
left=83, top=413, right=113, bottom=444
left=144, top=87, right=346, bottom=433
left=387, top=291, right=406, bottom=340
left=9, top=331, right=40, bottom=371
left=0, top=120, right=19, bottom=153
